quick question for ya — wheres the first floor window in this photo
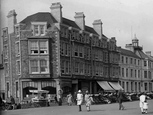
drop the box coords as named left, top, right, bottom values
left=16, top=61, right=21, bottom=74
left=16, top=82, right=19, bottom=98
left=40, top=60, right=48, bottom=73
left=30, top=60, right=39, bottom=73
left=7, top=82, right=9, bottom=98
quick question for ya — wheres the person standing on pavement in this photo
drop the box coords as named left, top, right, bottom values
left=67, top=93, right=73, bottom=106
left=85, top=90, right=93, bottom=112
left=76, top=90, right=83, bottom=112
left=139, top=92, right=146, bottom=114
left=117, top=89, right=124, bottom=110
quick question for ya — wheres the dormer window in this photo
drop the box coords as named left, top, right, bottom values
left=32, top=22, right=47, bottom=36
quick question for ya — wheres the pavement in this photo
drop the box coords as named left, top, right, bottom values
left=1, top=99, right=153, bottom=115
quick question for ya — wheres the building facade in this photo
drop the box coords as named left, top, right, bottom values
left=118, top=36, right=153, bottom=93
left=2, top=2, right=120, bottom=102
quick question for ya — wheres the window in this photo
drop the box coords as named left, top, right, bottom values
left=144, top=83, right=147, bottom=91
left=3, top=29, right=7, bottom=38
left=144, top=61, right=147, bottom=67
left=65, top=43, right=69, bottom=56
left=15, top=42, right=20, bottom=56
left=138, top=70, right=140, bottom=78
left=126, top=82, right=129, bottom=92
left=5, top=63, right=9, bottom=76
left=40, top=25, right=45, bottom=35
left=32, top=22, right=46, bottom=36
left=30, top=59, right=49, bottom=74
left=29, top=40, right=48, bottom=54
left=131, top=69, right=133, bottom=77
left=16, top=60, right=21, bottom=74
left=80, top=62, right=84, bottom=75
left=4, top=45, right=8, bottom=59
left=134, top=59, right=136, bottom=65
left=122, top=68, right=124, bottom=77
left=121, top=56, right=124, bottom=63
left=135, top=70, right=137, bottom=77
left=61, top=60, right=65, bottom=74
left=40, top=60, right=48, bottom=73
left=16, top=81, right=19, bottom=98
left=126, top=57, right=128, bottom=64
left=40, top=41, right=48, bottom=54
left=144, top=71, right=147, bottom=78
left=130, top=58, right=133, bottom=64
left=126, top=68, right=128, bottom=77
left=138, top=60, right=140, bottom=65
left=75, top=62, right=79, bottom=74
left=65, top=61, right=69, bottom=74
left=135, top=82, right=137, bottom=92
left=79, top=46, right=84, bottom=58
left=30, top=60, right=39, bottom=73
left=30, top=41, right=38, bottom=54
left=7, top=82, right=9, bottom=98
left=74, top=45, right=78, bottom=57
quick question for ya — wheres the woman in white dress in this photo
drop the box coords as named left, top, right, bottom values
left=76, top=90, right=83, bottom=111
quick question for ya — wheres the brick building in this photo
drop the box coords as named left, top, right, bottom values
left=2, top=2, right=120, bottom=103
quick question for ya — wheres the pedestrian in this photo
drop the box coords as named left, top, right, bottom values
left=54, top=95, right=58, bottom=104
left=73, top=92, right=77, bottom=105
left=85, top=90, right=93, bottom=112
left=10, top=96, right=15, bottom=109
left=139, top=92, right=146, bottom=114
left=117, top=89, right=125, bottom=110
left=67, top=93, right=73, bottom=106
left=76, top=90, right=83, bottom=112
left=143, top=99, right=148, bottom=114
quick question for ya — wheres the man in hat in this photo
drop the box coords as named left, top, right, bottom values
left=76, top=90, right=83, bottom=111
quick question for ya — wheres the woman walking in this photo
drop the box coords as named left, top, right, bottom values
left=76, top=90, right=83, bottom=112
left=117, top=89, right=124, bottom=110
left=67, top=93, right=73, bottom=106
left=85, top=90, right=93, bottom=112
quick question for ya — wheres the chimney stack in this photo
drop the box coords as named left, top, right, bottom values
left=50, top=2, right=62, bottom=23
left=145, top=51, right=151, bottom=56
left=74, top=12, right=85, bottom=30
left=7, top=10, right=17, bottom=34
left=93, top=19, right=103, bottom=38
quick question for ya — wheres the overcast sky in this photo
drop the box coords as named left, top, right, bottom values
left=1, top=0, right=153, bottom=55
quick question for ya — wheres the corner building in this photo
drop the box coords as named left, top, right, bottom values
left=2, top=2, right=120, bottom=102
left=118, top=36, right=153, bottom=93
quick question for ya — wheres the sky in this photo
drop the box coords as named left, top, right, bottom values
left=1, top=0, right=153, bottom=57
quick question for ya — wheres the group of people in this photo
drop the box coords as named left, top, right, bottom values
left=75, top=89, right=149, bottom=113
left=76, top=90, right=94, bottom=112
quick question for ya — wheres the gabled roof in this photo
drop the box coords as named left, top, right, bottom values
left=120, top=48, right=140, bottom=58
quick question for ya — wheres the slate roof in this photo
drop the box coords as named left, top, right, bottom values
left=20, top=12, right=107, bottom=37
left=120, top=48, right=140, bottom=58
left=20, top=12, right=57, bottom=29
left=136, top=50, right=153, bottom=61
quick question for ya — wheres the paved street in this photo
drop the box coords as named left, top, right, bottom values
left=1, top=99, right=153, bottom=115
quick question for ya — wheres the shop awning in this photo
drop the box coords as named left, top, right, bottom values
left=97, top=81, right=115, bottom=91
left=108, top=82, right=124, bottom=90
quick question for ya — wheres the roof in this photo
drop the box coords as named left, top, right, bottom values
left=20, top=12, right=107, bottom=37
left=120, top=48, right=140, bottom=58
left=136, top=50, right=153, bottom=61
left=20, top=12, right=57, bottom=29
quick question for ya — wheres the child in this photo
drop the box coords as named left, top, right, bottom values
left=143, top=100, right=148, bottom=114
